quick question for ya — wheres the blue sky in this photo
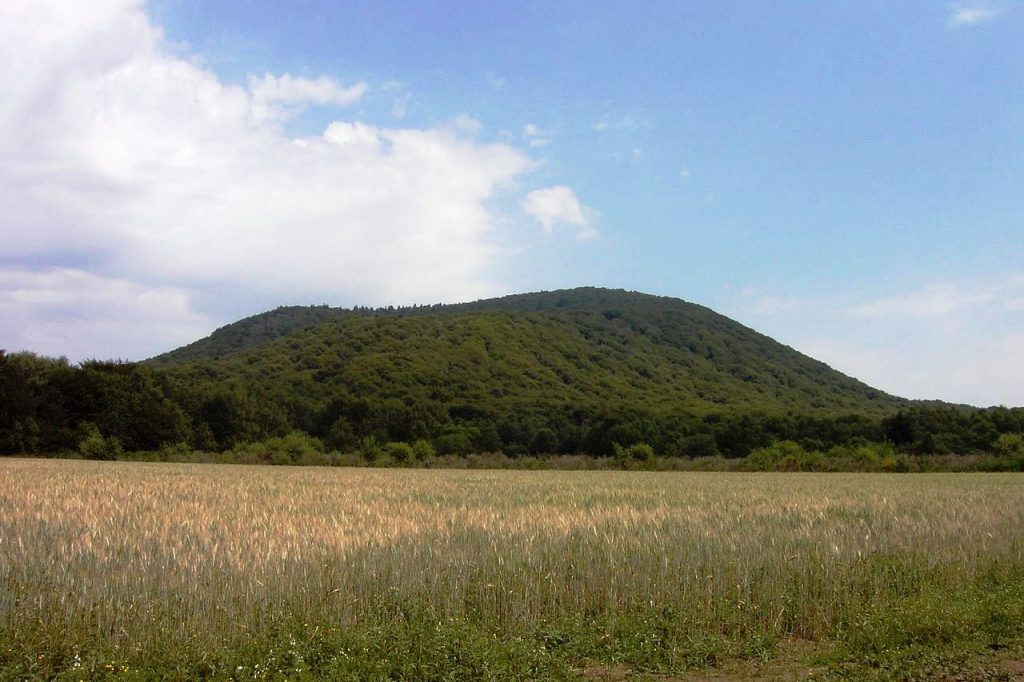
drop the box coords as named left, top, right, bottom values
left=1, top=1, right=1022, bottom=406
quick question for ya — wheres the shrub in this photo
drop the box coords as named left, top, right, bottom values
left=611, top=442, right=655, bottom=468
left=880, top=453, right=913, bottom=473
left=411, top=439, right=436, bottom=463
left=77, top=422, right=123, bottom=461
left=232, top=431, right=325, bottom=465
left=434, top=430, right=473, bottom=455
left=679, top=433, right=718, bottom=457
left=993, top=433, right=1024, bottom=457
left=745, top=440, right=828, bottom=471
left=385, top=441, right=415, bottom=464
left=746, top=440, right=804, bottom=471
left=627, top=442, right=655, bottom=462
left=993, top=433, right=1024, bottom=471
left=158, top=441, right=193, bottom=461
left=612, top=442, right=628, bottom=468
left=825, top=441, right=896, bottom=472
left=358, top=436, right=381, bottom=463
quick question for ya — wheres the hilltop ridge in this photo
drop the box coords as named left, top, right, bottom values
left=150, top=287, right=899, bottom=414
left=139, top=288, right=909, bottom=455
left=7, top=288, right=1022, bottom=459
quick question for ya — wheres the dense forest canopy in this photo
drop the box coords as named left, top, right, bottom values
left=3, top=288, right=1022, bottom=463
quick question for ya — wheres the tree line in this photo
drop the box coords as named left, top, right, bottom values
left=3, top=350, right=1022, bottom=465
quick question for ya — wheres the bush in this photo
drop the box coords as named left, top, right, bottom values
left=993, top=433, right=1024, bottom=471
left=880, top=453, right=913, bottom=473
left=994, top=433, right=1024, bottom=456
left=434, top=430, right=473, bottom=455
left=746, top=440, right=801, bottom=471
left=77, top=422, right=122, bottom=461
left=232, top=431, right=324, bottom=465
left=612, top=442, right=628, bottom=468
left=385, top=441, right=415, bottom=464
left=679, top=433, right=718, bottom=458
left=745, top=440, right=826, bottom=471
left=627, top=442, right=655, bottom=463
left=612, top=442, right=655, bottom=468
left=411, top=439, right=436, bottom=463
left=825, top=441, right=895, bottom=472
left=358, top=436, right=382, bottom=463
left=158, top=441, right=193, bottom=461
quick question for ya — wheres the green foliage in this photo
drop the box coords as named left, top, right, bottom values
left=611, top=442, right=656, bottom=468
left=358, top=435, right=381, bottom=463
left=153, top=292, right=913, bottom=457
left=746, top=440, right=817, bottom=471
left=678, top=433, right=719, bottom=457
left=826, top=575, right=1024, bottom=679
left=411, top=439, right=436, bottom=462
left=993, top=432, right=1024, bottom=456
left=76, top=422, right=122, bottom=461
left=612, top=442, right=628, bottom=467
left=232, top=431, right=324, bottom=465
left=434, top=428, right=474, bottom=455
left=824, top=440, right=896, bottom=471
left=385, top=441, right=415, bottom=464
left=993, top=433, right=1024, bottom=471
left=627, top=441, right=655, bottom=462
left=148, top=304, right=349, bottom=366
left=159, top=441, right=193, bottom=460
left=6, top=288, right=1024, bottom=462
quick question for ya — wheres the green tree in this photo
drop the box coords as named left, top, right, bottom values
left=385, top=441, right=415, bottom=464
left=627, top=442, right=655, bottom=463
left=993, top=432, right=1024, bottom=457
left=77, top=422, right=122, bottom=461
left=411, top=439, right=436, bottom=463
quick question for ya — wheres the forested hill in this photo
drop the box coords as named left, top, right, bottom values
left=152, top=287, right=904, bottom=418
left=151, top=288, right=888, bottom=414
left=149, top=288, right=780, bottom=365
left=148, top=305, right=352, bottom=365
left=9, top=288, right=1024, bottom=459
left=148, top=286, right=901, bottom=409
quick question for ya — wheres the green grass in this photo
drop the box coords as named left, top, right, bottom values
left=1, top=460, right=1022, bottom=680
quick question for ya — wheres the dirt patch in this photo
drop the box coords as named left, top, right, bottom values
left=577, top=643, right=827, bottom=681
left=578, top=664, right=822, bottom=681
left=995, top=659, right=1024, bottom=680
left=578, top=665, right=633, bottom=681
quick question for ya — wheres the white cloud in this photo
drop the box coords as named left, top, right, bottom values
left=485, top=72, right=507, bottom=90
left=737, top=274, right=1024, bottom=406
left=446, top=114, right=484, bottom=136
left=391, top=93, right=411, bottom=119
left=849, top=282, right=997, bottom=317
left=738, top=288, right=800, bottom=316
left=799, top=332, right=1024, bottom=408
left=523, top=123, right=552, bottom=148
left=249, top=73, right=366, bottom=122
left=948, top=5, right=1002, bottom=27
left=0, top=268, right=214, bottom=361
left=521, top=186, right=598, bottom=240
left=591, top=115, right=651, bottom=132
left=679, top=167, right=692, bottom=180
left=0, top=0, right=543, bottom=360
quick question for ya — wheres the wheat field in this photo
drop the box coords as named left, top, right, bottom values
left=2, top=458, right=1023, bottom=678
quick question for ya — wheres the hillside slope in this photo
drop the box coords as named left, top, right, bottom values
left=9, top=290, right=1021, bottom=460
left=155, top=288, right=903, bottom=423
left=149, top=305, right=351, bottom=365
left=152, top=289, right=894, bottom=410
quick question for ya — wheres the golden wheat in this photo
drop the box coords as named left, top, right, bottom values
left=1, top=459, right=1022, bottom=654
